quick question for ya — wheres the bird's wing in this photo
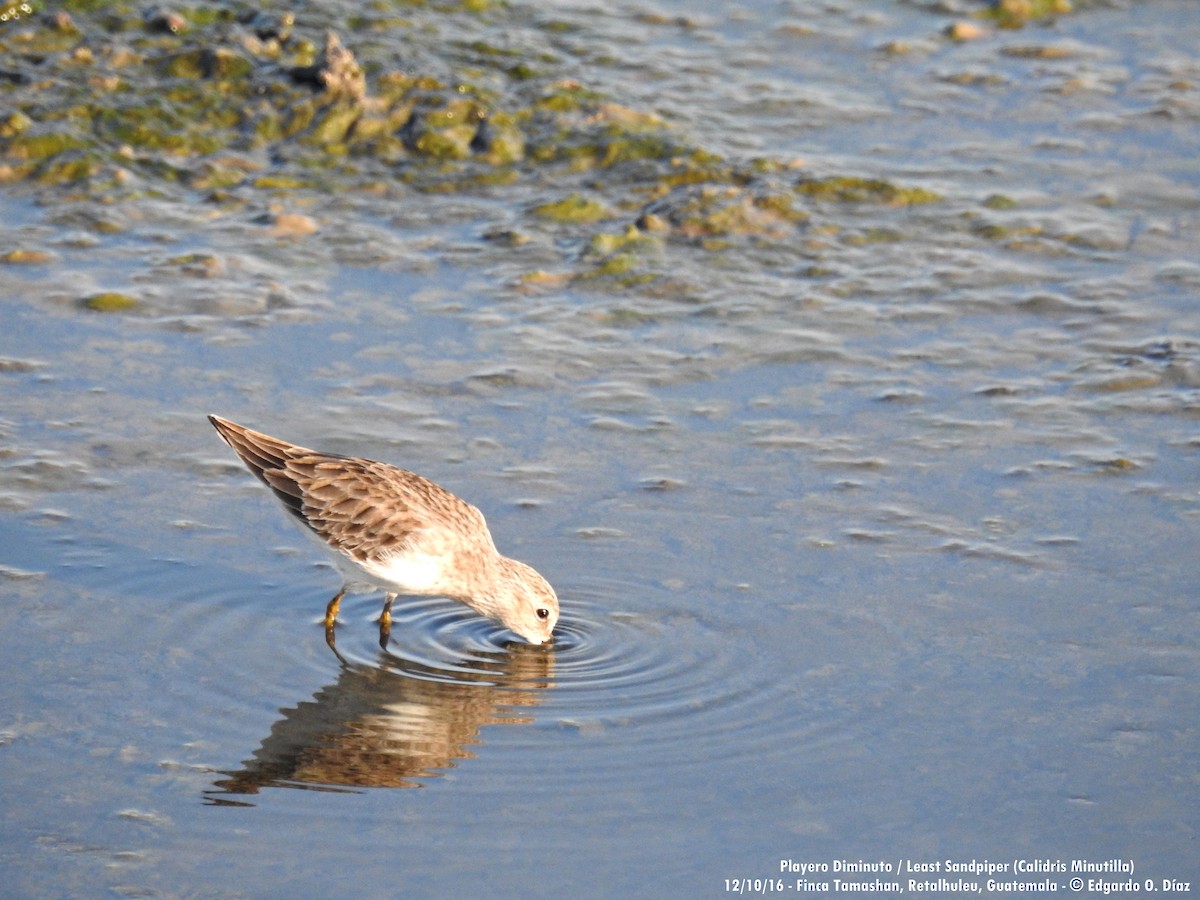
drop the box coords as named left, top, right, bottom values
left=209, top=415, right=488, bottom=563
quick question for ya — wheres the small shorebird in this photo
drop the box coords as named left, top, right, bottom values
left=209, top=415, right=558, bottom=644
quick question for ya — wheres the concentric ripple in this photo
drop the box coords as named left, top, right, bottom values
left=329, top=583, right=773, bottom=732
left=330, top=593, right=556, bottom=685
left=306, top=577, right=880, bottom=778
left=150, top=570, right=887, bottom=798
left=531, top=595, right=805, bottom=771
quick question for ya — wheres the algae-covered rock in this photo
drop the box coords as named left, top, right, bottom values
left=1, top=249, right=55, bottom=265
left=585, top=225, right=657, bottom=258
left=158, top=47, right=253, bottom=80
left=0, top=112, right=33, bottom=140
left=399, top=100, right=483, bottom=161
left=6, top=130, right=88, bottom=161
left=0, top=1, right=979, bottom=292
left=983, top=194, right=1019, bottom=210
left=639, top=185, right=808, bottom=240
left=0, top=6, right=711, bottom=212
left=470, top=112, right=525, bottom=165
left=533, top=193, right=610, bottom=223
left=843, top=227, right=903, bottom=246
left=984, top=0, right=1072, bottom=28
left=163, top=252, right=224, bottom=277
left=576, top=224, right=663, bottom=285
left=307, top=102, right=363, bottom=146
left=796, top=175, right=941, bottom=206
left=35, top=152, right=104, bottom=185
left=81, top=292, right=139, bottom=312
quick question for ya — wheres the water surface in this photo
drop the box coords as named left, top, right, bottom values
left=1, top=1, right=1197, bottom=896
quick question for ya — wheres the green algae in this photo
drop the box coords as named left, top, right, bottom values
left=0, top=2, right=996, bottom=292
left=81, top=291, right=139, bottom=312
left=0, top=5, right=733, bottom=217
left=1092, top=456, right=1139, bottom=472
left=755, top=192, right=807, bottom=223
left=400, top=100, right=484, bottom=160
left=971, top=219, right=1048, bottom=245
left=579, top=252, right=639, bottom=279
left=253, top=174, right=315, bottom=190
left=6, top=131, right=89, bottom=161
left=2, top=18, right=84, bottom=54
left=506, top=63, right=540, bottom=81
left=33, top=153, right=104, bottom=185
left=800, top=265, right=837, bottom=278
left=535, top=82, right=607, bottom=113
left=642, top=185, right=810, bottom=240
left=0, top=112, right=33, bottom=140
left=843, top=227, right=903, bottom=246
left=973, top=222, right=1013, bottom=241
left=473, top=114, right=526, bottom=165
left=61, top=0, right=132, bottom=13
left=984, top=0, right=1072, bottom=29
left=598, top=307, right=658, bottom=326
left=983, top=194, right=1019, bottom=210
left=595, top=131, right=678, bottom=168
left=1000, top=44, right=1077, bottom=59
left=306, top=103, right=363, bottom=146
left=796, top=176, right=941, bottom=206
left=190, top=159, right=251, bottom=190
left=1, top=249, right=55, bottom=265
left=585, top=225, right=658, bottom=258
left=158, top=47, right=254, bottom=80
left=534, top=193, right=609, bottom=223
left=93, top=98, right=234, bottom=155
left=577, top=224, right=663, bottom=285
left=408, top=127, right=473, bottom=160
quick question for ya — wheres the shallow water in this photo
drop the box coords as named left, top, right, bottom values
left=1, top=0, right=1198, bottom=897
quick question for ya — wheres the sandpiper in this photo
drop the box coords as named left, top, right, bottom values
left=209, top=415, right=558, bottom=644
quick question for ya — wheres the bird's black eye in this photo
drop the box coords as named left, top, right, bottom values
left=536, top=608, right=550, bottom=620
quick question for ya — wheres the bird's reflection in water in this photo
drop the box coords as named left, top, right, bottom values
left=206, top=631, right=554, bottom=805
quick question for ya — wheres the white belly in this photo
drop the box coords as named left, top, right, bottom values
left=358, top=550, right=447, bottom=595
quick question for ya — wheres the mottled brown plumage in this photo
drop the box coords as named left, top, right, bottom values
left=209, top=415, right=558, bottom=644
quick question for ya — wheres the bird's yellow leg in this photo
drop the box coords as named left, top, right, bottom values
left=378, top=593, right=396, bottom=649
left=325, top=618, right=347, bottom=665
left=324, top=589, right=345, bottom=629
